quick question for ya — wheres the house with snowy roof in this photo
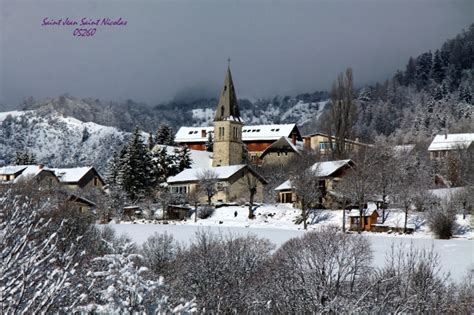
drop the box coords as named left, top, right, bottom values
left=167, top=64, right=267, bottom=204
left=428, top=133, right=474, bottom=160
left=259, top=136, right=303, bottom=167
left=51, top=166, right=105, bottom=190
left=275, top=159, right=354, bottom=208
left=167, top=165, right=267, bottom=203
left=303, top=132, right=371, bottom=155
left=0, top=164, right=58, bottom=187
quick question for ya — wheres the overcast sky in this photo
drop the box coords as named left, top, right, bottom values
left=0, top=0, right=473, bottom=108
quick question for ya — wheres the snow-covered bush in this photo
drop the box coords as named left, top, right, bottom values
left=366, top=243, right=452, bottom=313
left=0, top=186, right=80, bottom=313
left=259, top=226, right=372, bottom=313
left=141, top=232, right=179, bottom=278
left=197, top=204, right=215, bottom=219
left=426, top=198, right=458, bottom=239
left=169, top=230, right=274, bottom=313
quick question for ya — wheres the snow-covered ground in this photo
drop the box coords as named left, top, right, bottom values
left=110, top=204, right=473, bottom=282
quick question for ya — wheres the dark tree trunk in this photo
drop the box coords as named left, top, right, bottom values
left=248, top=188, right=256, bottom=219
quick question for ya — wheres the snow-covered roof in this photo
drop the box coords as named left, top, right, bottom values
left=275, top=180, right=292, bottom=191
left=260, top=137, right=303, bottom=158
left=310, top=159, right=353, bottom=177
left=174, top=124, right=299, bottom=143
left=52, top=167, right=94, bottom=183
left=153, top=144, right=212, bottom=168
left=0, top=165, right=28, bottom=175
left=347, top=209, right=379, bottom=217
left=241, top=124, right=298, bottom=141
left=175, top=126, right=214, bottom=143
left=14, top=165, right=49, bottom=182
left=0, top=165, right=53, bottom=183
left=428, top=187, right=466, bottom=201
left=428, top=133, right=474, bottom=151
left=393, top=144, right=415, bottom=154
left=167, top=165, right=247, bottom=184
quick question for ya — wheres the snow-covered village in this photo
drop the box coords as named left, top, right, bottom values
left=1, top=1, right=474, bottom=313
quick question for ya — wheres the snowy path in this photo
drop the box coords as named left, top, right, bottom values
left=110, top=223, right=473, bottom=282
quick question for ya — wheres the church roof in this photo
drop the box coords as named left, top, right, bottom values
left=214, top=66, right=242, bottom=122
left=175, top=124, right=301, bottom=143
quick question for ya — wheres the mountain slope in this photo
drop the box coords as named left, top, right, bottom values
left=0, top=110, right=127, bottom=172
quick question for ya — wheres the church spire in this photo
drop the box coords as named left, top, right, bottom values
left=214, top=63, right=242, bottom=122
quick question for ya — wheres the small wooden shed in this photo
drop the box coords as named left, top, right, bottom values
left=348, top=209, right=379, bottom=231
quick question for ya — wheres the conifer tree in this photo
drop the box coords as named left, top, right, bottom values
left=118, top=128, right=154, bottom=201
left=156, top=124, right=175, bottom=146
left=148, top=132, right=155, bottom=151
left=205, top=132, right=213, bottom=152
left=175, top=145, right=192, bottom=172
left=152, top=147, right=176, bottom=184
left=432, top=50, right=445, bottom=84
left=106, top=151, right=121, bottom=187
left=12, top=150, right=37, bottom=165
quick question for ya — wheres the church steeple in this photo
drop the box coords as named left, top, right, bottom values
left=214, top=63, right=241, bottom=122
left=212, top=62, right=244, bottom=167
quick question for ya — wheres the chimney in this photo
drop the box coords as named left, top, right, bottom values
left=38, top=164, right=44, bottom=170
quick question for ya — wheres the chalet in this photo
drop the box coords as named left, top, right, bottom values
left=259, top=136, right=303, bottom=167
left=167, top=165, right=267, bottom=203
left=52, top=167, right=105, bottom=190
left=174, top=123, right=302, bottom=161
left=303, top=132, right=371, bottom=155
left=0, top=164, right=58, bottom=187
left=428, top=133, right=474, bottom=160
left=275, top=159, right=354, bottom=208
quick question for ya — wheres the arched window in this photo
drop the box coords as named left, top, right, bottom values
left=221, top=106, right=224, bottom=117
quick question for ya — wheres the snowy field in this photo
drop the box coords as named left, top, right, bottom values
left=110, top=204, right=473, bottom=282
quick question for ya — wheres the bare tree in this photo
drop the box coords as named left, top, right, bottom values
left=393, top=151, right=431, bottom=233
left=325, top=68, right=357, bottom=159
left=186, top=188, right=201, bottom=222
left=371, top=140, right=398, bottom=223
left=334, top=150, right=378, bottom=232
left=290, top=164, right=323, bottom=230
left=197, top=169, right=218, bottom=206
left=168, top=230, right=274, bottom=313
left=259, top=226, right=372, bottom=313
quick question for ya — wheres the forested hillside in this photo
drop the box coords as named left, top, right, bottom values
left=350, top=24, right=473, bottom=142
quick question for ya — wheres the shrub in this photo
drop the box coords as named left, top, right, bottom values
left=426, top=200, right=457, bottom=239
left=197, top=204, right=215, bottom=219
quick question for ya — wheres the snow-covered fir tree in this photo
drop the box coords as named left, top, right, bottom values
left=205, top=132, right=213, bottom=152
left=11, top=150, right=37, bottom=165
left=117, top=128, right=155, bottom=200
left=155, top=124, right=175, bottom=146
left=174, top=145, right=192, bottom=172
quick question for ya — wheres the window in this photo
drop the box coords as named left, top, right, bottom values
left=221, top=106, right=224, bottom=117
left=171, top=185, right=188, bottom=194
left=93, top=177, right=99, bottom=186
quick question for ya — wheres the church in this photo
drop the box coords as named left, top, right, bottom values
left=167, top=65, right=268, bottom=203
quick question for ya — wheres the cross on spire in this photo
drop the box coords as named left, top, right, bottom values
left=227, top=57, right=231, bottom=68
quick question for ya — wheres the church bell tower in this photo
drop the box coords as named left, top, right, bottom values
left=212, top=62, right=244, bottom=167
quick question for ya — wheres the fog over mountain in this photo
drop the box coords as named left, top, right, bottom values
left=1, top=0, right=473, bottom=109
